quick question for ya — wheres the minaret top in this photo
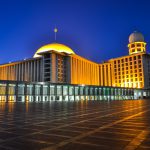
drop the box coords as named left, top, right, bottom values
left=128, top=31, right=146, bottom=55
left=129, top=31, right=144, bottom=43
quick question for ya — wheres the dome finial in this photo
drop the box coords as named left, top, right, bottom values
left=54, top=27, right=58, bottom=41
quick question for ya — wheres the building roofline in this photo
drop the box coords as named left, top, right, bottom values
left=0, top=57, right=41, bottom=67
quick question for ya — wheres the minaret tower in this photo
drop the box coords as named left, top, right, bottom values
left=128, top=31, right=146, bottom=55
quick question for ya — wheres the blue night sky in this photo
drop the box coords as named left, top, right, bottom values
left=0, top=0, right=150, bottom=64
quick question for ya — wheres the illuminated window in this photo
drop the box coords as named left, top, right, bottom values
left=131, top=44, right=135, bottom=48
left=138, top=60, right=141, bottom=63
left=134, top=56, right=136, bottom=60
left=137, top=43, right=141, bottom=47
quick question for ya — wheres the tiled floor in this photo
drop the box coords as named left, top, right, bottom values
left=0, top=100, right=150, bottom=150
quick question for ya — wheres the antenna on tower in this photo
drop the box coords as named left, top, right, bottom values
left=54, top=27, right=58, bottom=41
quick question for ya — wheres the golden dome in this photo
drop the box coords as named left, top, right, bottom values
left=33, top=43, right=75, bottom=58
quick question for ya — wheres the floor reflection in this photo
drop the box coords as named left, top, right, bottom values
left=0, top=100, right=149, bottom=150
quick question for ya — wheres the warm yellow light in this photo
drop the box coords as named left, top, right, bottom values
left=128, top=42, right=146, bottom=55
left=33, top=43, right=75, bottom=58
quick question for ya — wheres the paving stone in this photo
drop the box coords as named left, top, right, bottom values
left=0, top=100, right=150, bottom=150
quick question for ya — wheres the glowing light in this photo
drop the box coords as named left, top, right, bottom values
left=54, top=28, right=58, bottom=33
left=128, top=42, right=146, bottom=55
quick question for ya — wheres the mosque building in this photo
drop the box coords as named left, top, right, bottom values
left=0, top=39, right=99, bottom=85
left=99, top=31, right=150, bottom=89
left=0, top=31, right=149, bottom=102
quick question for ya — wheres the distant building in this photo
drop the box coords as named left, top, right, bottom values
left=0, top=31, right=150, bottom=89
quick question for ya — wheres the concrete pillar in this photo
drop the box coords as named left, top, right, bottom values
left=27, top=62, right=30, bottom=81
left=6, top=83, right=9, bottom=102
left=51, top=53, right=57, bottom=83
left=15, top=83, right=18, bottom=102
left=37, top=60, right=39, bottom=82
